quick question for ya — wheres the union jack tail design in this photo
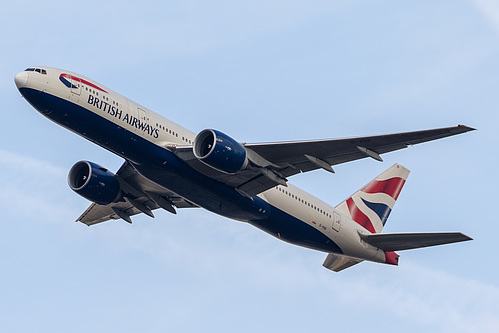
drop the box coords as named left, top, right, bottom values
left=335, top=164, right=410, bottom=233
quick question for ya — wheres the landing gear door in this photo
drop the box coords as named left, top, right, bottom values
left=332, top=212, right=341, bottom=232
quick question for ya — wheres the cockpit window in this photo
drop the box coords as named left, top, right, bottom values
left=25, top=68, right=47, bottom=75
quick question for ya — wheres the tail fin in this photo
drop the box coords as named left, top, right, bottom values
left=335, top=163, right=410, bottom=233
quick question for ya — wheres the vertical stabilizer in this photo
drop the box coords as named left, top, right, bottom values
left=335, top=164, right=410, bottom=233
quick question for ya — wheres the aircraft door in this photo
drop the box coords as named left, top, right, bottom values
left=70, top=76, right=81, bottom=95
left=138, top=108, right=148, bottom=125
left=136, top=107, right=150, bottom=135
left=332, top=212, right=341, bottom=232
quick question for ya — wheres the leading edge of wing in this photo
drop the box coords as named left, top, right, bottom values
left=246, top=125, right=475, bottom=148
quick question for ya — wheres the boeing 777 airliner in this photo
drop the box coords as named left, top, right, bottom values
left=15, top=67, right=474, bottom=271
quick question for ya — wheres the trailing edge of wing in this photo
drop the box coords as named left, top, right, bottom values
left=359, top=232, right=473, bottom=251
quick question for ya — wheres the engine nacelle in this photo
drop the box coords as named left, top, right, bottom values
left=193, top=129, right=248, bottom=174
left=68, top=161, right=121, bottom=205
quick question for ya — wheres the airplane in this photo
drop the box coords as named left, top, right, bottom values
left=14, top=66, right=475, bottom=272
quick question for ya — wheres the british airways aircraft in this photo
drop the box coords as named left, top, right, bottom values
left=15, top=67, right=474, bottom=271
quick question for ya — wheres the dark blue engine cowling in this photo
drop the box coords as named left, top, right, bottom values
left=193, top=129, right=248, bottom=174
left=68, top=161, right=121, bottom=205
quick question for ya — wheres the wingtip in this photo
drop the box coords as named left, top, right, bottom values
left=460, top=233, right=473, bottom=242
left=457, top=124, right=477, bottom=132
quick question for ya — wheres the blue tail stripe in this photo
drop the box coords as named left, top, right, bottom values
left=361, top=199, right=392, bottom=226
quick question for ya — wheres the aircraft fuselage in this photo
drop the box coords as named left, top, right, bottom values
left=17, top=66, right=471, bottom=271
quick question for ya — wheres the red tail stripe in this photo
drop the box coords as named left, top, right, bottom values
left=346, top=198, right=376, bottom=233
left=361, top=177, right=406, bottom=200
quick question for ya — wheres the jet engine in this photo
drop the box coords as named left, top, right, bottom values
left=193, top=129, right=248, bottom=174
left=68, top=161, right=121, bottom=205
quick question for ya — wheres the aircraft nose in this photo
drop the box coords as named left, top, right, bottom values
left=14, top=71, right=28, bottom=89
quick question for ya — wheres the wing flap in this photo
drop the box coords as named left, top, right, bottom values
left=360, top=232, right=473, bottom=251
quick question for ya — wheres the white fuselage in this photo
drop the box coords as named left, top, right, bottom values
left=15, top=67, right=390, bottom=265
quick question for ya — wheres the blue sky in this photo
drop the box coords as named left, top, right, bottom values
left=1, top=1, right=498, bottom=332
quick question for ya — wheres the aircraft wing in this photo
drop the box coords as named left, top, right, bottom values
left=173, top=125, right=475, bottom=198
left=245, top=124, right=475, bottom=175
left=76, top=161, right=197, bottom=226
left=359, top=232, right=473, bottom=251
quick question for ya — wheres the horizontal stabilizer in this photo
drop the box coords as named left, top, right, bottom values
left=360, top=232, right=472, bottom=251
left=323, top=253, right=363, bottom=272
